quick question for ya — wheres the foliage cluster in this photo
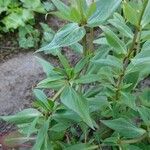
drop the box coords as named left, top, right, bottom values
left=0, top=0, right=55, bottom=48
left=1, top=0, right=150, bottom=150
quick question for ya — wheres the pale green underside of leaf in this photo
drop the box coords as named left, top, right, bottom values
left=0, top=108, right=42, bottom=124
left=108, top=13, right=134, bottom=38
left=88, top=0, right=121, bottom=27
left=37, top=23, right=86, bottom=53
left=74, top=74, right=100, bottom=84
left=92, top=55, right=123, bottom=70
left=141, top=0, right=150, bottom=28
left=123, top=1, right=140, bottom=26
left=35, top=56, right=54, bottom=77
left=101, top=26, right=127, bottom=55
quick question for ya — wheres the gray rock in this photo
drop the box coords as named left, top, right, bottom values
left=0, top=52, right=44, bottom=115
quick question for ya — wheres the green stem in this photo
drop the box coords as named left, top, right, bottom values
left=119, top=146, right=123, bottom=150
left=115, top=0, right=148, bottom=100
left=82, top=34, right=87, bottom=56
left=84, top=132, right=87, bottom=143
left=52, top=86, right=65, bottom=101
left=89, top=27, right=94, bottom=54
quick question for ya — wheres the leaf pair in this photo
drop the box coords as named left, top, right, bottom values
left=123, top=0, right=150, bottom=28
left=37, top=23, right=86, bottom=54
left=52, top=0, right=96, bottom=24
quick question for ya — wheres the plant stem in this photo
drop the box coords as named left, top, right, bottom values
left=119, top=146, right=123, bottom=150
left=89, top=27, right=94, bottom=54
left=66, top=133, right=71, bottom=144
left=84, top=132, right=87, bottom=143
left=52, top=86, right=65, bottom=101
left=115, top=0, right=148, bottom=100
left=82, top=34, right=87, bottom=56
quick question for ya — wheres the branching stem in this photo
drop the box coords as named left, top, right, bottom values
left=115, top=0, right=148, bottom=100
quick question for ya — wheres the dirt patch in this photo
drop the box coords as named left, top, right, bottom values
left=0, top=52, right=45, bottom=115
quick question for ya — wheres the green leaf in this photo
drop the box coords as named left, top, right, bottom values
left=1, top=131, right=34, bottom=148
left=141, top=0, right=150, bottom=27
left=69, top=43, right=83, bottom=54
left=38, top=23, right=86, bottom=52
left=21, top=0, right=45, bottom=13
left=40, top=23, right=58, bottom=54
left=88, top=0, right=121, bottom=27
left=123, top=1, right=140, bottom=26
left=0, top=0, right=11, bottom=13
left=103, top=136, right=118, bottom=145
left=33, top=89, right=47, bottom=101
left=101, top=118, right=146, bottom=138
left=50, top=122, right=70, bottom=132
left=37, top=79, right=66, bottom=90
left=138, top=106, right=150, bottom=126
left=33, top=89, right=53, bottom=111
left=52, top=0, right=70, bottom=13
left=124, top=71, right=139, bottom=91
left=141, top=40, right=150, bottom=51
left=141, top=30, right=150, bottom=42
left=2, top=9, right=34, bottom=29
left=35, top=57, right=54, bottom=77
left=120, top=93, right=137, bottom=111
left=137, top=143, right=150, bottom=150
left=27, top=117, right=39, bottom=138
left=38, top=75, right=64, bottom=85
left=101, top=26, right=127, bottom=55
left=17, top=122, right=37, bottom=136
left=108, top=13, right=133, bottom=38
left=58, top=53, right=71, bottom=72
left=51, top=0, right=71, bottom=20
left=43, top=1, right=55, bottom=12
left=65, top=143, right=98, bottom=150
left=127, top=57, right=150, bottom=74
left=32, top=119, right=50, bottom=150
left=70, top=7, right=82, bottom=23
left=122, top=145, right=142, bottom=150
left=86, top=2, right=96, bottom=19
left=73, top=0, right=87, bottom=19
left=38, top=76, right=64, bottom=85
left=92, top=55, right=123, bottom=70
left=37, top=74, right=65, bottom=90
left=18, top=25, right=40, bottom=49
left=74, top=57, right=88, bottom=74
left=61, top=87, right=94, bottom=129
left=139, top=88, right=150, bottom=107
left=88, top=96, right=110, bottom=112
left=93, top=37, right=108, bottom=45
left=53, top=109, right=81, bottom=123
left=0, top=109, right=42, bottom=124
left=74, top=74, right=100, bottom=84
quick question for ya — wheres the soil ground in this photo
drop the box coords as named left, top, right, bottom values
left=0, top=52, right=44, bottom=115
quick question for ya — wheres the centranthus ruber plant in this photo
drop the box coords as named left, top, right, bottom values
left=1, top=0, right=150, bottom=149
